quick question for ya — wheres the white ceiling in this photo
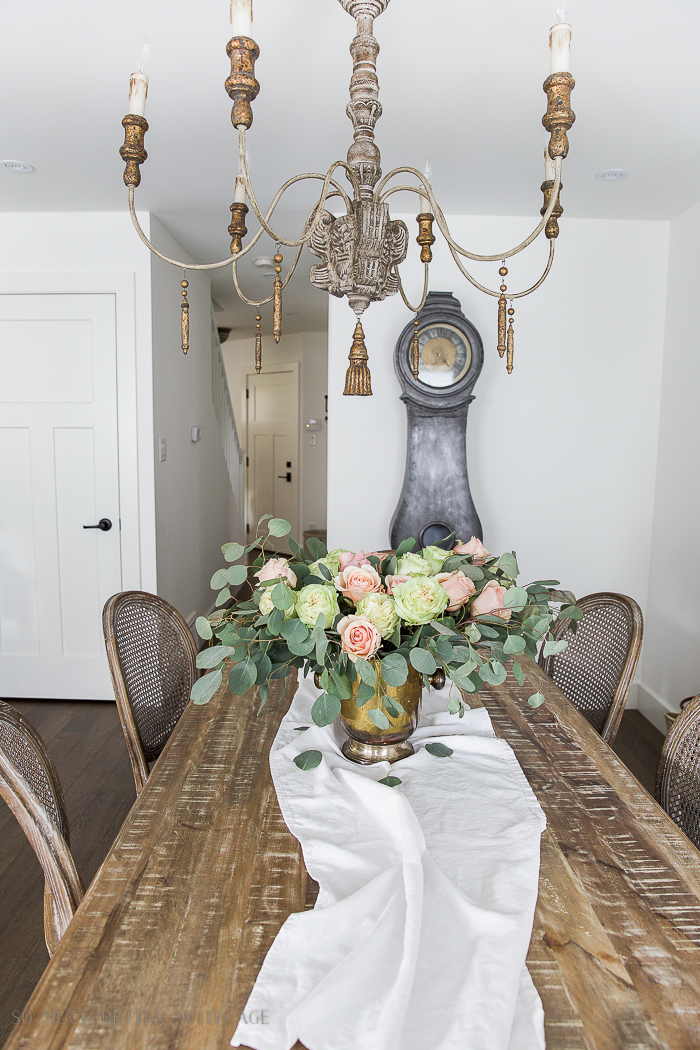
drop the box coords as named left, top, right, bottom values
left=2, top=0, right=698, bottom=333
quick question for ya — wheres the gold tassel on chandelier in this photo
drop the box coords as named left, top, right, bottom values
left=255, top=313, right=262, bottom=374
left=497, top=265, right=507, bottom=358
left=411, top=317, right=420, bottom=378
left=343, top=321, right=372, bottom=396
left=180, top=275, right=189, bottom=354
left=506, top=303, right=515, bottom=374
left=273, top=251, right=283, bottom=343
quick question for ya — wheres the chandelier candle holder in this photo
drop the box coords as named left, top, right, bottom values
left=119, top=0, right=574, bottom=390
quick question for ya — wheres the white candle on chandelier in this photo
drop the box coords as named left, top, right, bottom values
left=549, top=2, right=571, bottom=75
left=419, top=158, right=432, bottom=213
left=234, top=174, right=246, bottom=203
left=544, top=148, right=555, bottom=182
left=128, top=39, right=149, bottom=117
left=230, top=0, right=253, bottom=37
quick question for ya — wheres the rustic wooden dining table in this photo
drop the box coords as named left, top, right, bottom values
left=5, top=659, right=700, bottom=1050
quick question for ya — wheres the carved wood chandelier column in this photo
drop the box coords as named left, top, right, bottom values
left=119, top=0, right=575, bottom=391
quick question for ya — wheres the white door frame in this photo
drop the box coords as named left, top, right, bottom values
left=0, top=272, right=153, bottom=591
left=244, top=362, right=301, bottom=543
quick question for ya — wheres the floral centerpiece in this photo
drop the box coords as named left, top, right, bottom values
left=191, top=516, right=582, bottom=761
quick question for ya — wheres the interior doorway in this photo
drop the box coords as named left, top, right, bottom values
left=246, top=365, right=300, bottom=549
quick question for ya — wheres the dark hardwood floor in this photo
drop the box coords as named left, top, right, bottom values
left=0, top=699, right=665, bottom=1048
left=0, top=699, right=135, bottom=1048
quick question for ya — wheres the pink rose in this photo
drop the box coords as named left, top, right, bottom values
left=471, top=580, right=511, bottom=621
left=453, top=536, right=490, bottom=565
left=334, top=564, right=382, bottom=603
left=337, top=614, right=382, bottom=663
left=339, top=549, right=370, bottom=571
left=435, top=570, right=476, bottom=612
left=385, top=574, right=410, bottom=595
left=254, top=557, right=297, bottom=588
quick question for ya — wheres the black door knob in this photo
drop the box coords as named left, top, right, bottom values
left=277, top=472, right=292, bottom=482
left=83, top=518, right=112, bottom=532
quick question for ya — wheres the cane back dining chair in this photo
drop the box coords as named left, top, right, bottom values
left=538, top=592, right=644, bottom=745
left=102, top=591, right=199, bottom=796
left=0, top=702, right=84, bottom=955
left=656, top=695, right=700, bottom=850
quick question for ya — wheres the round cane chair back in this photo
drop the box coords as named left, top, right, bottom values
left=538, top=592, right=644, bottom=744
left=0, top=702, right=84, bottom=955
left=656, top=695, right=700, bottom=850
left=102, top=591, right=199, bottom=795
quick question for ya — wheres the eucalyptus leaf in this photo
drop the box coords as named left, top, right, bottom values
left=479, top=660, right=508, bottom=686
left=527, top=692, right=546, bottom=709
left=195, top=616, right=213, bottom=640
left=257, top=682, right=268, bottom=708
left=318, top=563, right=332, bottom=581
left=378, top=775, right=402, bottom=787
left=497, top=552, right=519, bottom=578
left=311, top=692, right=341, bottom=727
left=280, top=618, right=309, bottom=643
left=228, top=656, right=257, bottom=695
left=226, top=564, right=248, bottom=586
left=270, top=662, right=292, bottom=680
left=258, top=513, right=272, bottom=525
left=287, top=636, right=316, bottom=657
left=503, top=634, right=527, bottom=655
left=294, top=749, right=322, bottom=770
left=463, top=624, right=481, bottom=643
left=528, top=579, right=560, bottom=587
left=461, top=564, right=485, bottom=582
left=543, top=638, right=568, bottom=657
left=329, top=668, right=352, bottom=699
left=380, top=652, right=408, bottom=687
left=271, top=582, right=295, bottom=610
left=267, top=607, right=284, bottom=635
left=512, top=660, right=526, bottom=686
left=435, top=637, right=453, bottom=662
left=451, top=645, right=473, bottom=661
left=222, top=541, right=245, bottom=562
left=315, top=633, right=328, bottom=665
left=559, top=604, right=584, bottom=620
left=383, top=695, right=403, bottom=718
left=255, top=654, right=272, bottom=684
left=395, top=536, right=416, bottom=558
left=268, top=517, right=292, bottom=537
left=210, top=568, right=228, bottom=589
left=448, top=696, right=462, bottom=714
left=196, top=645, right=236, bottom=669
left=190, top=668, right=222, bottom=705
left=215, top=586, right=232, bottom=607
left=474, top=623, right=499, bottom=639
left=356, top=658, right=377, bottom=686
left=504, top=586, right=528, bottom=610
left=448, top=664, right=477, bottom=691
left=368, top=708, right=391, bottom=730
left=293, top=726, right=309, bottom=732
left=439, top=555, right=463, bottom=573
left=355, top=678, right=376, bottom=705
left=306, top=535, right=328, bottom=560
left=409, top=648, right=437, bottom=674
left=425, top=742, right=453, bottom=758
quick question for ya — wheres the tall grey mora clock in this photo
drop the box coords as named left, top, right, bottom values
left=390, top=292, right=483, bottom=550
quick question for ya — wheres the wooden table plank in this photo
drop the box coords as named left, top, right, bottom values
left=5, top=659, right=700, bottom=1050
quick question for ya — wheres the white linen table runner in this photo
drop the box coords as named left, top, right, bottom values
left=231, top=672, right=547, bottom=1050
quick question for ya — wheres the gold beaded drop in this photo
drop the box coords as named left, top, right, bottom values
left=497, top=265, right=507, bottom=359
left=255, top=313, right=263, bottom=374
left=273, top=252, right=283, bottom=344
left=411, top=317, right=420, bottom=378
left=180, top=276, right=190, bottom=354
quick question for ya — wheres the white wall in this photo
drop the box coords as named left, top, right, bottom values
left=0, top=211, right=157, bottom=591
left=637, top=200, right=700, bottom=728
left=149, top=218, right=241, bottom=624
left=328, top=214, right=669, bottom=613
left=222, top=329, right=328, bottom=535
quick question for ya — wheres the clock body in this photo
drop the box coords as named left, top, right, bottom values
left=390, top=292, right=483, bottom=550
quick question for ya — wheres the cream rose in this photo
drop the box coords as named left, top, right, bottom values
left=395, top=551, right=433, bottom=577
left=258, top=588, right=295, bottom=621
left=356, top=592, right=400, bottom=639
left=392, top=575, right=450, bottom=625
left=334, top=564, right=382, bottom=603
left=337, top=614, right=382, bottom=663
left=254, top=557, right=297, bottom=588
left=471, top=579, right=511, bottom=621
left=435, top=570, right=476, bottom=612
left=295, top=584, right=339, bottom=628
left=453, top=537, right=490, bottom=565
left=421, top=544, right=451, bottom=573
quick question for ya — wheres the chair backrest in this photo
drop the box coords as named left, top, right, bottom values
left=102, top=591, right=198, bottom=795
left=0, top=702, right=84, bottom=955
left=538, top=592, right=644, bottom=744
left=656, top=695, right=700, bottom=849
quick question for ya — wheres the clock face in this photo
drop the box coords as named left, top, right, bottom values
left=416, top=323, right=471, bottom=388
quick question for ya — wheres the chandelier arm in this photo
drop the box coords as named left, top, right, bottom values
left=238, top=129, right=357, bottom=246
left=447, top=238, right=556, bottom=299
left=377, top=160, right=562, bottom=263
left=395, top=262, right=430, bottom=314
left=231, top=244, right=304, bottom=308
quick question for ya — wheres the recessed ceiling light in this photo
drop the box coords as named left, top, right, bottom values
left=595, top=169, right=629, bottom=182
left=1, top=159, right=34, bottom=174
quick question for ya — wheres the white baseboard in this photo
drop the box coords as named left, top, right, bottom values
left=633, top=681, right=677, bottom=735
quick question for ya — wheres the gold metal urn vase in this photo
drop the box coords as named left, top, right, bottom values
left=340, top=664, right=423, bottom=765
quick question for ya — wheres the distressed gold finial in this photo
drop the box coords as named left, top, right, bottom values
left=228, top=201, right=248, bottom=254
left=497, top=265, right=507, bottom=358
left=273, top=252, right=283, bottom=343
left=506, top=304, right=514, bottom=374
left=416, top=212, right=435, bottom=263
left=255, top=313, right=262, bottom=373
left=411, top=317, right=420, bottom=378
left=541, top=179, right=564, bottom=239
left=180, top=277, right=190, bottom=354
left=343, top=321, right=372, bottom=396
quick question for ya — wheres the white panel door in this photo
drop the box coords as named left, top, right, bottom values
left=0, top=294, right=122, bottom=699
left=247, top=368, right=299, bottom=550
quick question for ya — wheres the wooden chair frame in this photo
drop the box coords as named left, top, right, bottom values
left=102, top=591, right=199, bottom=796
left=538, top=591, right=644, bottom=744
left=0, top=702, right=84, bottom=955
